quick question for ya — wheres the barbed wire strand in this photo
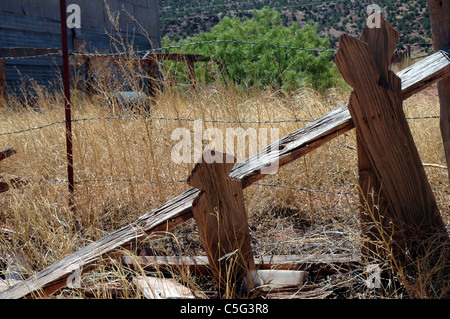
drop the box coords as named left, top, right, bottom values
left=32, top=178, right=446, bottom=193
left=0, top=114, right=440, bottom=137
left=31, top=178, right=358, bottom=195
left=1, top=39, right=434, bottom=61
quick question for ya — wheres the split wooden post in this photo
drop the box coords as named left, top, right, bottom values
left=0, top=58, right=7, bottom=105
left=428, top=0, right=450, bottom=182
left=335, top=19, right=448, bottom=278
left=356, top=17, right=396, bottom=260
left=187, top=150, right=256, bottom=298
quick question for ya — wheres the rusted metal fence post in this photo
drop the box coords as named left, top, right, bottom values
left=0, top=58, right=7, bottom=105
left=59, top=0, right=75, bottom=209
left=84, top=57, right=94, bottom=99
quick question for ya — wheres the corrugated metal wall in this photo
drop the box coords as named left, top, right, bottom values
left=0, top=0, right=160, bottom=92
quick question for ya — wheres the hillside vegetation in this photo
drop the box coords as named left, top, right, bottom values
left=159, top=0, right=432, bottom=45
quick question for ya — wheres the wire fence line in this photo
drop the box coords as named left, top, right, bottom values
left=16, top=178, right=450, bottom=195
left=18, top=176, right=446, bottom=195
left=0, top=113, right=441, bottom=138
left=41, top=178, right=186, bottom=185
left=27, top=177, right=360, bottom=196
left=0, top=40, right=442, bottom=196
left=1, top=39, right=434, bottom=61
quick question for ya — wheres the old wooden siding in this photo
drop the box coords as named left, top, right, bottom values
left=0, top=0, right=160, bottom=91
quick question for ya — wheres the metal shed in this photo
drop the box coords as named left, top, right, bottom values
left=0, top=0, right=160, bottom=92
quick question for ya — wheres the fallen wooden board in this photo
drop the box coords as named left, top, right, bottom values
left=133, top=275, right=195, bottom=299
left=1, top=51, right=449, bottom=299
left=121, top=254, right=361, bottom=276
left=0, top=279, right=21, bottom=293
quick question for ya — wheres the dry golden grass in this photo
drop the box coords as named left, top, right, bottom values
left=0, top=62, right=448, bottom=298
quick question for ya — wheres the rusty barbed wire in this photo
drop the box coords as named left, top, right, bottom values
left=1, top=40, right=434, bottom=61
left=0, top=114, right=440, bottom=137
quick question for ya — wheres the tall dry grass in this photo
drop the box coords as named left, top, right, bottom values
left=0, top=52, right=448, bottom=298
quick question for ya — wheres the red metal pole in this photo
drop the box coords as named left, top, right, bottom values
left=59, top=0, right=75, bottom=209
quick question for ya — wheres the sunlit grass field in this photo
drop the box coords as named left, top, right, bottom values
left=0, top=56, right=448, bottom=298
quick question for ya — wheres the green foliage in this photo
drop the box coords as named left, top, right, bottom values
left=162, top=8, right=341, bottom=91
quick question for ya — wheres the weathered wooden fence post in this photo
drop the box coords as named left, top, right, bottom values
left=428, top=0, right=450, bottom=183
left=335, top=18, right=449, bottom=297
left=356, top=18, right=395, bottom=260
left=187, top=150, right=256, bottom=298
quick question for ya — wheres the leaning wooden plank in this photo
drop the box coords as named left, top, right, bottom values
left=399, top=45, right=450, bottom=100
left=0, top=187, right=200, bottom=299
left=2, top=51, right=449, bottom=299
left=337, top=33, right=445, bottom=232
left=231, top=106, right=354, bottom=188
left=0, top=279, right=21, bottom=293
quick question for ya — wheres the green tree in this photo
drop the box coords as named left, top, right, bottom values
left=163, top=7, right=340, bottom=91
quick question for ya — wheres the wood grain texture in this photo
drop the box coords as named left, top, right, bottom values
left=335, top=32, right=445, bottom=232
left=398, top=45, right=450, bottom=99
left=187, top=150, right=255, bottom=297
left=357, top=17, right=395, bottom=259
left=1, top=49, right=450, bottom=299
